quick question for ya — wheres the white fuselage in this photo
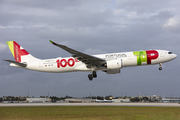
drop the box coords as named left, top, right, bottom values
left=11, top=50, right=177, bottom=73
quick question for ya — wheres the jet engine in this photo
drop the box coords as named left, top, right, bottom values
left=106, top=59, right=122, bottom=69
left=105, top=59, right=122, bottom=74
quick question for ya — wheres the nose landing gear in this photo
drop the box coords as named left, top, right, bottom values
left=159, top=63, right=162, bottom=71
left=88, top=71, right=97, bottom=81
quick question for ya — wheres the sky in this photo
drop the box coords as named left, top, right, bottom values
left=0, top=0, right=180, bottom=98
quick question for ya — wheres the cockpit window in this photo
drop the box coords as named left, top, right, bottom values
left=168, top=52, right=173, bottom=54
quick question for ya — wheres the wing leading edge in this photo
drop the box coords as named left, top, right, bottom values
left=49, top=40, right=105, bottom=68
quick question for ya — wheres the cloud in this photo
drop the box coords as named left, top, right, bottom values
left=0, top=43, right=7, bottom=53
left=163, top=16, right=180, bottom=32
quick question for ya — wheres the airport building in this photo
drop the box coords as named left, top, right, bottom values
left=137, top=95, right=161, bottom=102
left=112, top=99, right=130, bottom=103
left=162, top=98, right=180, bottom=103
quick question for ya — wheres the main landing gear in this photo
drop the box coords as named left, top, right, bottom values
left=88, top=71, right=97, bottom=81
left=159, top=63, right=162, bottom=71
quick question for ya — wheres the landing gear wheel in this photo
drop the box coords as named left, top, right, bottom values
left=159, top=67, right=162, bottom=71
left=93, top=74, right=97, bottom=78
left=88, top=74, right=93, bottom=81
left=92, top=71, right=97, bottom=78
left=159, top=63, right=162, bottom=71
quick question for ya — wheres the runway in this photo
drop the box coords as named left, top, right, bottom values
left=0, top=102, right=180, bottom=107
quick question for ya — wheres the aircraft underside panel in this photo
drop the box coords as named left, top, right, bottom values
left=106, top=69, right=120, bottom=74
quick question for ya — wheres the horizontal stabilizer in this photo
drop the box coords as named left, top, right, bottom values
left=3, top=59, right=27, bottom=67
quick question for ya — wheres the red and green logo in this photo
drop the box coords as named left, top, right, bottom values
left=6, top=41, right=29, bottom=62
left=133, top=50, right=159, bottom=65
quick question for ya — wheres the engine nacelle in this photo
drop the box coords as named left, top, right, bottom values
left=106, top=59, right=122, bottom=69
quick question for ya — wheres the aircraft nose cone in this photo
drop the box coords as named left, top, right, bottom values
left=173, top=54, right=177, bottom=59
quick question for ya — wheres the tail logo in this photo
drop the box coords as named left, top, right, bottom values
left=7, top=41, right=29, bottom=62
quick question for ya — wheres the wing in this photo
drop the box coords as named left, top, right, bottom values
left=49, top=40, right=105, bottom=68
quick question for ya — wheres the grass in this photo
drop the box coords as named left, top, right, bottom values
left=0, top=106, right=180, bottom=120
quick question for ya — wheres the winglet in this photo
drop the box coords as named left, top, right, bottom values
left=49, top=40, right=57, bottom=45
left=49, top=40, right=53, bottom=44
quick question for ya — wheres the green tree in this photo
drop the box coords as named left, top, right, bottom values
left=97, top=96, right=104, bottom=100
left=130, top=97, right=140, bottom=102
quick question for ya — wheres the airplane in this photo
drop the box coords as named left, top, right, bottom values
left=95, top=99, right=114, bottom=103
left=4, top=40, right=177, bottom=81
